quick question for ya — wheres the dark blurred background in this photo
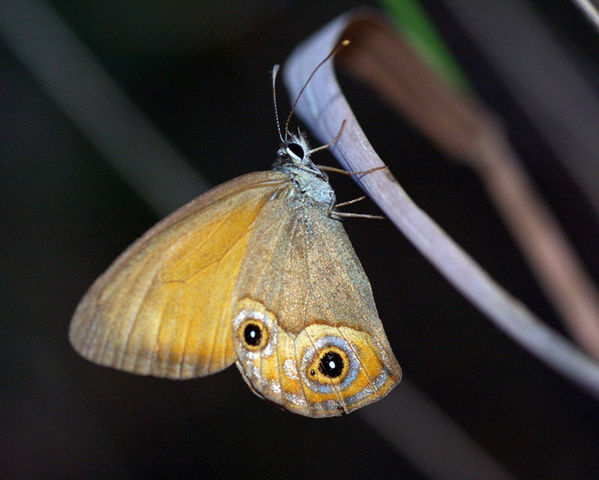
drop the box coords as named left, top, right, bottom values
left=2, top=1, right=599, bottom=478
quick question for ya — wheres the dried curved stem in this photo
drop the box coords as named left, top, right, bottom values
left=282, top=9, right=599, bottom=398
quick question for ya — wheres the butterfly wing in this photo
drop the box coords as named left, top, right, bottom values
left=231, top=189, right=402, bottom=417
left=70, top=171, right=287, bottom=379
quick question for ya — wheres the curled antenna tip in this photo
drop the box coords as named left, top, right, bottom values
left=283, top=38, right=352, bottom=140
left=271, top=64, right=283, bottom=143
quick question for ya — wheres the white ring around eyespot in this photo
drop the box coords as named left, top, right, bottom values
left=233, top=309, right=277, bottom=359
left=300, top=335, right=360, bottom=394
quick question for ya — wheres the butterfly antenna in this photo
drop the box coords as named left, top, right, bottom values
left=271, top=65, right=284, bottom=143
left=283, top=39, right=350, bottom=141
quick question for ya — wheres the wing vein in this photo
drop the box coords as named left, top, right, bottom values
left=174, top=208, right=242, bottom=377
left=318, top=222, right=381, bottom=400
left=271, top=208, right=302, bottom=409
left=117, top=259, right=164, bottom=371
left=301, top=209, right=346, bottom=415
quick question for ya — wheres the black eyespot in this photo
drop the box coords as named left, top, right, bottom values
left=318, top=351, right=344, bottom=378
left=287, top=143, right=304, bottom=159
left=243, top=323, right=262, bottom=347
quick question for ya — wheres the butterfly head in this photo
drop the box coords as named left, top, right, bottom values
left=272, top=129, right=335, bottom=207
left=275, top=129, right=325, bottom=178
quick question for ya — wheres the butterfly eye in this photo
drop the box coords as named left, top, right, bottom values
left=286, top=142, right=304, bottom=160
left=239, top=319, right=268, bottom=351
left=301, top=336, right=360, bottom=393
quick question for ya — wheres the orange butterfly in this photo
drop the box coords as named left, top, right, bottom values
left=70, top=47, right=401, bottom=417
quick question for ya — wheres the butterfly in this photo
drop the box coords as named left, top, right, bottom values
left=69, top=46, right=401, bottom=418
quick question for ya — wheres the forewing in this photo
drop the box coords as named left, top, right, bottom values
left=70, top=171, right=287, bottom=379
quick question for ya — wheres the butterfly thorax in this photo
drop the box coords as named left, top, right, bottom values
left=273, top=131, right=336, bottom=208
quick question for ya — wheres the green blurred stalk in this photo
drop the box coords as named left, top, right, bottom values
left=381, top=0, right=472, bottom=92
